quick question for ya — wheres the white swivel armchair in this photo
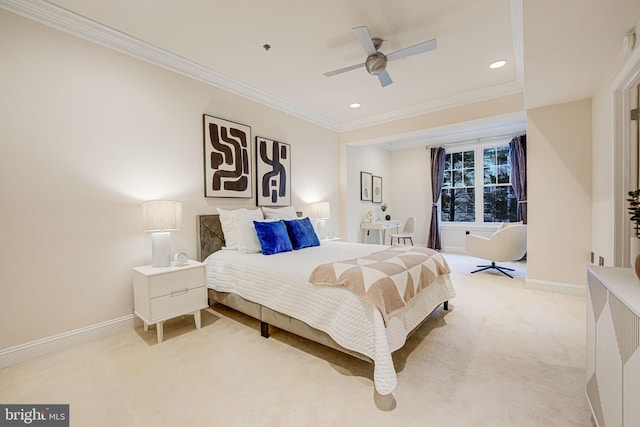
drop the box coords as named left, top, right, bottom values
left=464, top=223, right=527, bottom=278
left=390, top=216, right=415, bottom=245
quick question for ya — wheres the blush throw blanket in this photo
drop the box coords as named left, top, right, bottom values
left=308, top=245, right=451, bottom=326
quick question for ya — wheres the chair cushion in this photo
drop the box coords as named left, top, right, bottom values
left=466, top=224, right=527, bottom=262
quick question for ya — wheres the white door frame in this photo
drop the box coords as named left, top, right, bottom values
left=613, top=47, right=640, bottom=267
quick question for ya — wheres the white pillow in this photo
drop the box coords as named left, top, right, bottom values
left=261, top=205, right=298, bottom=220
left=217, top=208, right=263, bottom=250
left=236, top=217, right=263, bottom=253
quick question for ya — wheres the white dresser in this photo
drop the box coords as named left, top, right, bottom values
left=587, top=266, right=640, bottom=427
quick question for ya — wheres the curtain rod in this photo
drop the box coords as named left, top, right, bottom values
left=424, top=132, right=525, bottom=150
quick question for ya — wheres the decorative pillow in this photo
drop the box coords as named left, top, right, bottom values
left=261, top=205, right=298, bottom=220
left=253, top=220, right=293, bottom=255
left=284, top=217, right=320, bottom=250
left=236, top=217, right=263, bottom=254
left=217, top=208, right=263, bottom=250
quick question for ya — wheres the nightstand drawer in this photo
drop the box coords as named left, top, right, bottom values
left=150, top=286, right=206, bottom=321
left=148, top=267, right=204, bottom=298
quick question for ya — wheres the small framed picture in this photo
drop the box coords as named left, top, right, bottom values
left=372, top=175, right=382, bottom=203
left=360, top=171, right=372, bottom=201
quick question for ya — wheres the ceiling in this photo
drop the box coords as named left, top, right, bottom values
left=4, top=0, right=640, bottom=136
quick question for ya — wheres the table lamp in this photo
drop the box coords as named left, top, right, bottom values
left=143, top=200, right=182, bottom=267
left=311, top=202, right=330, bottom=239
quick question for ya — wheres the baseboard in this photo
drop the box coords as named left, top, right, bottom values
left=0, top=314, right=138, bottom=370
left=525, top=278, right=586, bottom=296
left=442, top=246, right=465, bottom=254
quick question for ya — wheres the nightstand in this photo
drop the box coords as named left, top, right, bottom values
left=133, top=260, right=207, bottom=343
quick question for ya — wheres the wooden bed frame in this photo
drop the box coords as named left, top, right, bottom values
left=196, top=214, right=449, bottom=363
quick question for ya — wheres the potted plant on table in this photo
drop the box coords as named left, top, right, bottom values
left=380, top=202, right=390, bottom=220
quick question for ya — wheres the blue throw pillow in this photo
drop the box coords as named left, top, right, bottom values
left=284, top=217, right=320, bottom=250
left=253, top=220, right=293, bottom=255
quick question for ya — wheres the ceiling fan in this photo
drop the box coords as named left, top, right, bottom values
left=324, top=26, right=437, bottom=88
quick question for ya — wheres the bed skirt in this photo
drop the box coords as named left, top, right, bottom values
left=207, top=288, right=450, bottom=364
left=207, top=288, right=373, bottom=362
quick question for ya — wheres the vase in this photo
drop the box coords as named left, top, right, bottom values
left=635, top=254, right=640, bottom=280
left=631, top=237, right=640, bottom=266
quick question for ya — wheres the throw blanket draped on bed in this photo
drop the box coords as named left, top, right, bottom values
left=308, top=246, right=451, bottom=326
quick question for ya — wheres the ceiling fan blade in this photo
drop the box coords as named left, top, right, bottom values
left=378, top=70, right=393, bottom=87
left=386, top=38, right=437, bottom=62
left=352, top=26, right=377, bottom=55
left=323, top=62, right=365, bottom=77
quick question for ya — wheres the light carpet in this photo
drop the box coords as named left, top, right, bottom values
left=0, top=253, right=594, bottom=426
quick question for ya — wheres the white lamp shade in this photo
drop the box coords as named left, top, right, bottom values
left=311, top=202, right=331, bottom=220
left=143, top=200, right=182, bottom=231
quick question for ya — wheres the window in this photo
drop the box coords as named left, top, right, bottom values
left=441, top=144, right=517, bottom=223
left=441, top=150, right=475, bottom=222
left=482, top=146, right=517, bottom=222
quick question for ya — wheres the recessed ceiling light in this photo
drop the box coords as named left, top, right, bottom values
left=489, top=60, right=506, bottom=69
left=349, top=103, right=361, bottom=109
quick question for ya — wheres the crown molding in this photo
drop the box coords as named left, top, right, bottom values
left=2, top=0, right=525, bottom=134
left=0, top=0, right=341, bottom=131
left=347, top=111, right=526, bottom=151
left=340, top=81, right=524, bottom=132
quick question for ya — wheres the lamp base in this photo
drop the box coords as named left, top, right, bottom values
left=315, top=219, right=327, bottom=240
left=151, top=231, right=172, bottom=267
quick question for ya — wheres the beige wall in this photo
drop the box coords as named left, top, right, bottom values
left=344, top=145, right=391, bottom=243
left=526, top=99, right=592, bottom=286
left=344, top=145, right=431, bottom=245
left=389, top=147, right=432, bottom=245
left=340, top=93, right=524, bottom=145
left=591, top=19, right=640, bottom=267
left=0, top=10, right=340, bottom=350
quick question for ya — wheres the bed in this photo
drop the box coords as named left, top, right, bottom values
left=196, top=213, right=455, bottom=395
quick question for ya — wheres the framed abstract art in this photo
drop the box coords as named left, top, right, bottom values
left=256, top=136, right=291, bottom=206
left=203, top=114, right=252, bottom=198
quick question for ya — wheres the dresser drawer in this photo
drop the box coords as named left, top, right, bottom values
left=150, top=286, right=206, bottom=321
left=147, top=266, right=204, bottom=298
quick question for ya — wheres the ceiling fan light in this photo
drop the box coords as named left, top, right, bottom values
left=489, top=60, right=506, bottom=69
left=365, top=53, right=387, bottom=76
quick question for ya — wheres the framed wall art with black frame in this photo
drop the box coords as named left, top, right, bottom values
left=360, top=171, right=372, bottom=201
left=256, top=136, right=291, bottom=207
left=372, top=175, right=383, bottom=203
left=202, top=114, right=252, bottom=198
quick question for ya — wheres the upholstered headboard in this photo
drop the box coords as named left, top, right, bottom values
left=196, top=211, right=304, bottom=261
left=196, top=215, right=225, bottom=262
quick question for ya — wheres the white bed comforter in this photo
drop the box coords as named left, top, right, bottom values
left=204, top=241, right=455, bottom=395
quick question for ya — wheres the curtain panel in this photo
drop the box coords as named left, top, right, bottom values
left=428, top=147, right=446, bottom=249
left=509, top=134, right=527, bottom=224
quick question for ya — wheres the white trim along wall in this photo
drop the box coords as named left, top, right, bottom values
left=0, top=315, right=138, bottom=369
